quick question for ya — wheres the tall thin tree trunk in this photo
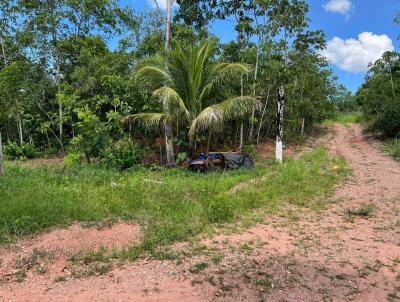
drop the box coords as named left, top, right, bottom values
left=389, top=66, right=397, bottom=101
left=256, top=83, right=271, bottom=146
left=57, top=63, right=63, bottom=149
left=17, top=114, right=24, bottom=145
left=239, top=74, right=244, bottom=152
left=1, top=38, right=7, bottom=65
left=0, top=132, right=4, bottom=176
left=163, top=0, right=175, bottom=166
left=239, top=123, right=244, bottom=152
left=249, top=39, right=260, bottom=141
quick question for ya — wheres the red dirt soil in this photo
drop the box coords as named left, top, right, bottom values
left=1, top=123, right=400, bottom=302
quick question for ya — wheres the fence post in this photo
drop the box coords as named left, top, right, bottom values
left=276, top=86, right=284, bottom=163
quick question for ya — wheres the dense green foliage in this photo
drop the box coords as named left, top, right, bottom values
left=0, top=147, right=348, bottom=248
left=356, top=51, right=400, bottom=137
left=0, top=0, right=347, bottom=165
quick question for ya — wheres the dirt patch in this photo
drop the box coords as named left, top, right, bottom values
left=0, top=222, right=141, bottom=298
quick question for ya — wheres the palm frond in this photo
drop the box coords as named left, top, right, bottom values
left=134, top=66, right=173, bottom=89
left=210, top=63, right=253, bottom=80
left=189, top=96, right=260, bottom=137
left=125, top=113, right=170, bottom=131
left=198, top=63, right=253, bottom=104
left=153, top=86, right=190, bottom=119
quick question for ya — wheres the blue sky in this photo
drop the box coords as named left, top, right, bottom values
left=120, top=0, right=399, bottom=93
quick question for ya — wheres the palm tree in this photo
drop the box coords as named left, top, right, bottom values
left=128, top=40, right=259, bottom=157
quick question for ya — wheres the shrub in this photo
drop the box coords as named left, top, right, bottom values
left=64, top=151, right=82, bottom=167
left=373, top=102, right=400, bottom=137
left=384, top=139, right=400, bottom=161
left=74, top=108, right=110, bottom=162
left=3, top=142, right=36, bottom=160
left=99, top=138, right=143, bottom=170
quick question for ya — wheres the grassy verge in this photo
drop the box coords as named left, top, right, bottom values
left=0, top=146, right=348, bottom=252
left=323, top=112, right=363, bottom=126
left=383, top=138, right=400, bottom=161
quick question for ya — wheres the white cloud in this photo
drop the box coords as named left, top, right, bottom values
left=322, top=32, right=394, bottom=73
left=147, top=0, right=177, bottom=10
left=323, top=0, right=352, bottom=17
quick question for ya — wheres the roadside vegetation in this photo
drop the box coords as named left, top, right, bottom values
left=0, top=0, right=348, bottom=169
left=0, top=146, right=348, bottom=252
left=384, top=139, right=400, bottom=161
left=354, top=14, right=400, bottom=160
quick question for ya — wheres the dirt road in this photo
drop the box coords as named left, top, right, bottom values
left=1, top=123, right=400, bottom=302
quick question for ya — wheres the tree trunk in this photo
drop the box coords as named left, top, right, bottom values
left=57, top=63, right=63, bottom=148
left=0, top=132, right=4, bottom=176
left=301, top=117, right=305, bottom=135
left=256, top=84, right=271, bottom=146
left=249, top=35, right=261, bottom=141
left=37, top=103, right=64, bottom=152
left=239, top=73, right=244, bottom=151
left=165, top=0, right=172, bottom=50
left=163, top=0, right=175, bottom=166
left=1, top=38, right=7, bottom=65
left=17, top=114, right=24, bottom=145
left=239, top=123, right=244, bottom=152
left=389, top=66, right=397, bottom=101
left=164, top=124, right=175, bottom=166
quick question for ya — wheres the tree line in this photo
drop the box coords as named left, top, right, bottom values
left=356, top=12, right=399, bottom=138
left=0, top=0, right=348, bottom=167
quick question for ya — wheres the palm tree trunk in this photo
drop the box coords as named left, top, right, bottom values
left=0, top=132, right=4, bottom=176
left=164, top=124, right=175, bottom=166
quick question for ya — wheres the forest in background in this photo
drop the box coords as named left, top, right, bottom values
left=0, top=0, right=396, bottom=168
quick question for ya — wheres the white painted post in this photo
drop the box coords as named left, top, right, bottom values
left=276, top=86, right=284, bottom=163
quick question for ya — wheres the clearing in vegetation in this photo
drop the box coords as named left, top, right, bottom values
left=0, top=143, right=346, bottom=251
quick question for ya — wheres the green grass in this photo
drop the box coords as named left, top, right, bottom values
left=383, top=138, right=400, bottom=161
left=323, top=112, right=363, bottom=126
left=0, top=146, right=348, bottom=254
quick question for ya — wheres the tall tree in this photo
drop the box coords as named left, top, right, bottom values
left=164, top=0, right=175, bottom=165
